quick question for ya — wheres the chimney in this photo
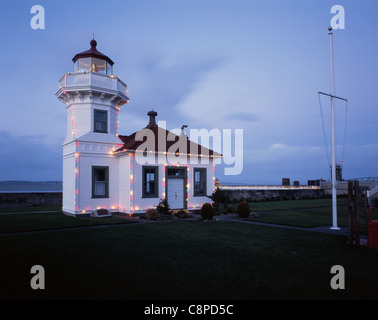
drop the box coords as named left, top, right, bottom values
left=147, top=110, right=157, bottom=127
left=181, top=125, right=188, bottom=136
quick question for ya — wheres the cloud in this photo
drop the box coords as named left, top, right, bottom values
left=245, top=143, right=325, bottom=165
left=215, top=140, right=378, bottom=185
left=0, top=131, right=61, bottom=181
left=226, top=112, right=259, bottom=123
left=175, top=60, right=260, bottom=128
left=269, top=143, right=286, bottom=150
left=116, top=48, right=226, bottom=136
left=118, top=47, right=224, bottom=126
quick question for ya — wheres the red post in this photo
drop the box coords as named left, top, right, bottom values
left=354, top=181, right=360, bottom=246
left=348, top=180, right=354, bottom=245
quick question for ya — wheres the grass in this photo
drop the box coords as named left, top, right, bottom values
left=224, top=197, right=375, bottom=234
left=1, top=198, right=375, bottom=234
left=0, top=205, right=61, bottom=214
left=1, top=198, right=377, bottom=300
left=1, top=220, right=378, bottom=300
left=246, top=198, right=347, bottom=212
left=247, top=206, right=347, bottom=228
left=0, top=211, right=136, bottom=234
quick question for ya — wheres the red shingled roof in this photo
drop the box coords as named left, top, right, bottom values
left=116, top=125, right=221, bottom=157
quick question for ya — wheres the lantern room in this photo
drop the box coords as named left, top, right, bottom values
left=72, top=39, right=114, bottom=75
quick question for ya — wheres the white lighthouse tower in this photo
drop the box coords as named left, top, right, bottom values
left=56, top=39, right=129, bottom=216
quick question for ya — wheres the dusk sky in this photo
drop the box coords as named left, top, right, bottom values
left=0, top=0, right=377, bottom=185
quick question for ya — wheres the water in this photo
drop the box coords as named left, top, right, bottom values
left=0, top=181, right=62, bottom=193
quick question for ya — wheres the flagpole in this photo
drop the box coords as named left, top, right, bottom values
left=329, top=26, right=340, bottom=230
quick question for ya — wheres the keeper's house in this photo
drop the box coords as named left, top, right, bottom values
left=56, top=40, right=220, bottom=217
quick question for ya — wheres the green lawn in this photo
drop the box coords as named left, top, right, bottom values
left=1, top=198, right=374, bottom=235
left=247, top=198, right=348, bottom=212
left=246, top=207, right=347, bottom=228
left=245, top=203, right=369, bottom=229
left=1, top=220, right=378, bottom=300
left=0, top=211, right=136, bottom=234
left=0, top=205, right=61, bottom=214
left=227, top=198, right=374, bottom=234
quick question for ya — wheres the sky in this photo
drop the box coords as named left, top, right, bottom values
left=0, top=0, right=377, bottom=185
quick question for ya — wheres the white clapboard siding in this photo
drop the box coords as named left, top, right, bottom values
left=57, top=67, right=129, bottom=217
left=64, top=99, right=123, bottom=146
left=131, top=159, right=165, bottom=212
left=128, top=156, right=215, bottom=212
left=62, top=154, right=76, bottom=214
left=118, top=154, right=131, bottom=212
left=187, top=159, right=215, bottom=210
left=76, top=152, right=117, bottom=212
left=58, top=68, right=218, bottom=215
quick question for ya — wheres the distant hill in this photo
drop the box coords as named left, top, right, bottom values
left=0, top=181, right=62, bottom=192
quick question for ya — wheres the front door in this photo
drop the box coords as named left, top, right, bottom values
left=167, top=178, right=184, bottom=209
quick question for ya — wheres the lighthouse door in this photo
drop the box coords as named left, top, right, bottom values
left=167, top=178, right=184, bottom=209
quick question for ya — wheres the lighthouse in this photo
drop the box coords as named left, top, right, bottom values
left=56, top=39, right=129, bottom=216
left=56, top=40, right=220, bottom=218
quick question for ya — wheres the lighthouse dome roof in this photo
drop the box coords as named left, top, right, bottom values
left=72, top=39, right=114, bottom=66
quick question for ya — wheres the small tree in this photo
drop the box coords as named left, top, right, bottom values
left=156, top=199, right=170, bottom=218
left=208, top=187, right=228, bottom=212
left=237, top=200, right=250, bottom=218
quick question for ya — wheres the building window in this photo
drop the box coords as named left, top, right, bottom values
left=142, top=166, right=158, bottom=198
left=92, top=166, right=109, bottom=198
left=193, top=168, right=207, bottom=196
left=75, top=58, right=113, bottom=75
left=167, top=168, right=185, bottom=177
left=94, top=109, right=108, bottom=133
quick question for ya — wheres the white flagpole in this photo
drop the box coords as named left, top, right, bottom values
left=329, top=26, right=340, bottom=230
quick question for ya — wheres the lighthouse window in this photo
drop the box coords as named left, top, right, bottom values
left=92, top=166, right=109, bottom=198
left=78, top=58, right=91, bottom=72
left=94, top=109, right=108, bottom=133
left=76, top=58, right=109, bottom=74
left=193, top=168, right=207, bottom=196
left=142, top=166, right=158, bottom=198
left=106, top=62, right=113, bottom=75
left=91, top=58, right=106, bottom=73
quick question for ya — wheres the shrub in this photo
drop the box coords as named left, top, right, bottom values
left=209, top=187, right=228, bottom=208
left=176, top=210, right=188, bottom=219
left=156, top=199, right=170, bottom=217
left=237, top=200, right=250, bottom=218
left=146, top=208, right=159, bottom=220
left=200, top=203, right=214, bottom=220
